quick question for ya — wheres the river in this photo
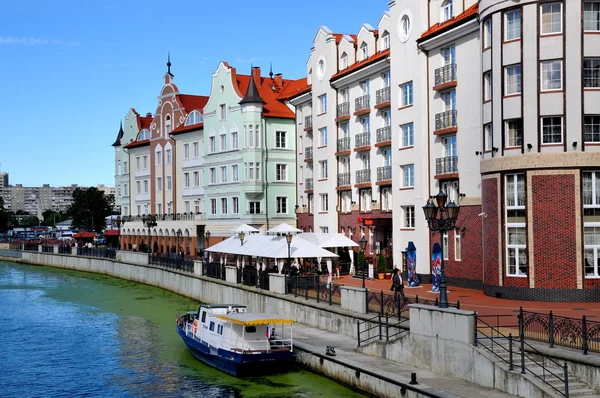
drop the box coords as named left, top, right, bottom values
left=0, top=261, right=366, bottom=398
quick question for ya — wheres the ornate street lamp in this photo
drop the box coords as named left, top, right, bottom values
left=142, top=214, right=157, bottom=254
left=205, top=230, right=211, bottom=248
left=239, top=231, right=246, bottom=246
left=286, top=232, right=293, bottom=276
left=359, top=236, right=367, bottom=288
left=423, top=191, right=460, bottom=309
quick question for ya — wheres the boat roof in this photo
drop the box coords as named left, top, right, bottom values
left=201, top=304, right=246, bottom=309
left=215, top=313, right=294, bottom=326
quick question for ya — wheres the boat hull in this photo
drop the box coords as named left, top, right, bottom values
left=176, top=326, right=294, bottom=377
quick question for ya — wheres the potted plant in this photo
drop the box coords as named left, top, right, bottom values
left=357, top=250, right=365, bottom=277
left=377, top=253, right=387, bottom=280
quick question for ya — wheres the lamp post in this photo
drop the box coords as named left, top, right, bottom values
left=359, top=236, right=367, bottom=288
left=422, top=191, right=460, bottom=309
left=114, top=215, right=123, bottom=250
left=286, top=232, right=293, bottom=276
left=142, top=215, right=157, bottom=254
left=204, top=230, right=211, bottom=272
left=239, top=231, right=245, bottom=246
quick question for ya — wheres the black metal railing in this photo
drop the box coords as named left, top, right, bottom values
left=76, top=247, right=117, bottom=259
left=376, top=126, right=391, bottom=143
left=435, top=110, right=457, bottom=131
left=305, top=178, right=313, bottom=190
left=286, top=275, right=343, bottom=306
left=242, top=267, right=257, bottom=287
left=434, top=63, right=457, bottom=87
left=355, top=132, right=370, bottom=147
left=149, top=255, right=194, bottom=273
left=376, top=86, right=391, bottom=105
left=337, top=173, right=351, bottom=187
left=41, top=245, right=54, bottom=253
left=304, top=115, right=312, bottom=128
left=304, top=146, right=313, bottom=159
left=336, top=102, right=350, bottom=118
left=205, top=262, right=225, bottom=280
left=355, top=169, right=371, bottom=184
left=336, top=137, right=350, bottom=152
left=58, top=245, right=72, bottom=255
left=355, top=94, right=370, bottom=112
left=366, top=290, right=460, bottom=318
left=377, top=166, right=392, bottom=182
left=23, top=243, right=39, bottom=252
left=436, top=156, right=458, bottom=175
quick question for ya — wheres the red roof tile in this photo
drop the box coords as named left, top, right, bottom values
left=179, top=94, right=209, bottom=114
left=234, top=73, right=301, bottom=119
left=123, top=139, right=150, bottom=149
left=332, top=33, right=357, bottom=44
left=330, top=48, right=390, bottom=81
left=277, top=78, right=310, bottom=101
left=139, top=115, right=152, bottom=130
left=419, top=3, right=478, bottom=42
left=170, top=122, right=204, bottom=135
left=104, top=230, right=120, bottom=237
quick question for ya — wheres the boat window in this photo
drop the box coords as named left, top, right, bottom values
left=245, top=326, right=256, bottom=333
left=209, top=321, right=215, bottom=331
left=201, top=311, right=207, bottom=323
left=217, top=325, right=223, bottom=335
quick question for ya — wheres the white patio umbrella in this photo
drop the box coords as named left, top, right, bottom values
left=232, top=224, right=259, bottom=234
left=266, top=223, right=302, bottom=234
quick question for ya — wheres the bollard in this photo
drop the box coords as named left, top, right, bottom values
left=409, top=372, right=418, bottom=385
left=549, top=311, right=555, bottom=348
left=508, top=333, right=514, bottom=371
left=564, top=363, right=569, bottom=397
left=582, top=316, right=588, bottom=355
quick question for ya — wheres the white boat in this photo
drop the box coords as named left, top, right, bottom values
left=176, top=304, right=294, bottom=377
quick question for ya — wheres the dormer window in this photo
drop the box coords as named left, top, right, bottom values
left=137, top=129, right=150, bottom=140
left=442, top=0, right=454, bottom=22
left=360, top=42, right=368, bottom=60
left=185, top=110, right=203, bottom=126
left=165, top=115, right=172, bottom=134
left=341, top=52, right=348, bottom=69
left=381, top=31, right=390, bottom=50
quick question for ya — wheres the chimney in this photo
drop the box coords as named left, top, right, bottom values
left=274, top=73, right=283, bottom=88
left=252, top=66, right=261, bottom=84
left=146, top=113, right=152, bottom=117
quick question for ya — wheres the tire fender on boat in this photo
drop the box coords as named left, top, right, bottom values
left=192, top=319, right=199, bottom=334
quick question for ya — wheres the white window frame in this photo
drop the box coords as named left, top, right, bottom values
left=483, top=71, right=492, bottom=101
left=319, top=127, right=328, bottom=146
left=584, top=225, right=600, bottom=278
left=402, top=206, right=415, bottom=228
left=232, top=131, right=239, bottom=149
left=276, top=131, right=287, bottom=148
left=584, top=58, right=600, bottom=88
left=401, top=123, right=414, bottom=147
left=585, top=116, right=600, bottom=143
left=232, top=197, right=239, bottom=214
left=504, top=9, right=521, bottom=41
left=184, top=172, right=190, bottom=188
left=584, top=1, right=600, bottom=32
left=401, top=164, right=414, bottom=188
left=541, top=116, right=563, bottom=144
left=382, top=187, right=392, bottom=211
left=506, top=225, right=527, bottom=277
left=505, top=173, right=527, bottom=277
left=221, top=166, right=228, bottom=183
left=166, top=176, right=172, bottom=191
left=506, top=119, right=522, bottom=147
left=541, top=60, right=563, bottom=91
left=319, top=160, right=328, bottom=179
left=249, top=201, right=261, bottom=215
left=505, top=64, right=522, bottom=95
left=221, top=198, right=228, bottom=214
left=157, top=177, right=162, bottom=191
left=209, top=168, right=216, bottom=184
left=209, top=136, right=216, bottom=153
left=442, top=232, right=449, bottom=260
left=318, top=94, right=327, bottom=114
left=220, top=134, right=227, bottom=152
left=232, top=164, right=239, bottom=182
left=193, top=171, right=200, bottom=187
left=540, top=2, right=563, bottom=35
left=276, top=164, right=288, bottom=181
left=400, top=81, right=413, bottom=107
left=382, top=31, right=390, bottom=50
left=183, top=143, right=190, bottom=159
left=360, top=42, right=368, bottom=60
left=483, top=18, right=492, bottom=48
left=219, top=104, right=227, bottom=120
left=360, top=189, right=372, bottom=212
left=165, top=150, right=171, bottom=164
left=276, top=196, right=288, bottom=214
left=441, top=0, right=453, bottom=22
left=193, top=142, right=199, bottom=158
left=320, top=193, right=329, bottom=212
left=210, top=199, right=217, bottom=215
left=455, top=228, right=462, bottom=261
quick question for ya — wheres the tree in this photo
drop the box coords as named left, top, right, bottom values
left=41, top=209, right=66, bottom=227
left=67, top=187, right=114, bottom=233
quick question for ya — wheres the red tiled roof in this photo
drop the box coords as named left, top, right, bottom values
left=330, top=48, right=390, bottom=81
left=73, top=231, right=96, bottom=239
left=123, top=139, right=150, bottom=149
left=332, top=33, right=357, bottom=44
left=179, top=94, right=209, bottom=114
left=139, top=115, right=152, bottom=130
left=234, top=73, right=300, bottom=119
left=419, top=3, right=478, bottom=42
left=103, top=230, right=120, bottom=237
left=170, top=122, right=204, bottom=135
left=277, top=78, right=310, bottom=101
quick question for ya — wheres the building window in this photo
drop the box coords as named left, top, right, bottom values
left=402, top=164, right=414, bottom=187
left=232, top=165, right=239, bottom=182
left=184, top=172, right=190, bottom=188
left=541, top=117, right=563, bottom=144
left=166, top=150, right=171, bottom=164
left=506, top=119, right=523, bottom=147
left=584, top=227, right=600, bottom=278
left=249, top=201, right=261, bottom=214
left=320, top=193, right=329, bottom=212
left=507, top=227, right=527, bottom=276
left=157, top=177, right=162, bottom=191
left=276, top=197, right=288, bottom=214
left=319, top=127, right=328, bottom=146
left=193, top=142, right=199, bottom=158
left=319, top=160, right=328, bottom=179
left=143, top=156, right=148, bottom=169
left=506, top=173, right=527, bottom=277
left=185, top=201, right=190, bottom=213
left=136, top=157, right=141, bottom=170
left=321, top=227, right=329, bottom=233
left=183, top=143, right=190, bottom=159
left=584, top=59, right=600, bottom=88
left=585, top=116, right=600, bottom=143
left=231, top=131, right=238, bottom=149
left=382, top=31, right=390, bottom=49
left=483, top=18, right=492, bottom=48
left=382, top=187, right=392, bottom=211
left=341, top=191, right=352, bottom=212
left=360, top=189, right=372, bottom=212
left=219, top=104, right=227, bottom=120
left=583, top=171, right=600, bottom=208
left=220, top=134, right=226, bottom=152
left=505, top=9, right=521, bottom=41
left=318, top=94, right=327, bottom=114
left=400, top=81, right=413, bottom=107
left=584, top=1, right=600, bottom=31
left=232, top=197, right=239, bottom=214
left=275, top=131, right=287, bottom=149
left=194, top=200, right=200, bottom=213
left=124, top=183, right=128, bottom=196
left=191, top=171, right=198, bottom=187
left=484, top=123, right=493, bottom=151
left=360, top=42, right=368, bottom=60
left=541, top=60, right=562, bottom=91
left=505, top=64, right=522, bottom=95
left=483, top=71, right=492, bottom=101
left=157, top=204, right=161, bottom=215
left=209, top=137, right=216, bottom=153
left=167, top=203, right=172, bottom=215
left=540, top=3, right=563, bottom=35
left=221, top=166, right=227, bottom=183
left=276, top=164, right=287, bottom=181
left=210, top=199, right=217, bottom=215
left=185, top=110, right=202, bottom=126
left=156, top=151, right=162, bottom=166
left=209, top=168, right=216, bottom=184
left=221, top=198, right=228, bottom=214
left=441, top=0, right=453, bottom=22
left=167, top=176, right=172, bottom=191
left=165, top=115, right=172, bottom=135
left=401, top=123, right=414, bottom=147
left=402, top=206, right=415, bottom=228
left=442, top=232, right=449, bottom=260
left=455, top=228, right=462, bottom=261
left=123, top=161, right=128, bottom=174
left=341, top=52, right=348, bottom=69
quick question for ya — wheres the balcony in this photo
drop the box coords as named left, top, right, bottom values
left=336, top=137, right=351, bottom=154
left=355, top=169, right=371, bottom=185
left=375, top=126, right=392, bottom=147
left=375, top=86, right=391, bottom=108
left=377, top=166, right=392, bottom=183
left=434, top=110, right=458, bottom=134
left=354, top=95, right=370, bottom=115
left=435, top=156, right=458, bottom=178
left=433, top=64, right=457, bottom=90
left=304, top=146, right=313, bottom=161
left=336, top=102, right=350, bottom=121
left=337, top=172, right=351, bottom=188
left=355, top=132, right=371, bottom=150
left=304, top=115, right=312, bottom=131
left=305, top=178, right=313, bottom=191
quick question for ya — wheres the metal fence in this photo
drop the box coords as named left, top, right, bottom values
left=204, top=262, right=225, bottom=280
left=241, top=268, right=270, bottom=290
left=58, top=245, right=72, bottom=255
left=23, top=243, right=39, bottom=252
left=76, top=247, right=117, bottom=259
left=286, top=275, right=343, bottom=306
left=149, top=255, right=194, bottom=273
left=366, top=290, right=460, bottom=318
left=41, top=245, right=54, bottom=253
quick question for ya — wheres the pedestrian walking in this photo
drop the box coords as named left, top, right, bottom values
left=391, top=268, right=407, bottom=300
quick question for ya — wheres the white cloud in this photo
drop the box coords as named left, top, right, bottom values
left=0, top=36, right=80, bottom=46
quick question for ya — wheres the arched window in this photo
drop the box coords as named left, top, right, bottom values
left=255, top=124, right=260, bottom=148
left=360, top=42, right=368, bottom=60
left=137, top=129, right=150, bottom=140
left=341, top=52, right=348, bottom=69
left=165, top=115, right=172, bottom=134
left=441, top=0, right=453, bottom=22
left=185, top=110, right=203, bottom=126
left=117, top=160, right=122, bottom=175
left=381, top=31, right=390, bottom=50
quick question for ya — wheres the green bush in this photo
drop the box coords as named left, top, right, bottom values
left=357, top=250, right=364, bottom=271
left=377, top=253, right=387, bottom=274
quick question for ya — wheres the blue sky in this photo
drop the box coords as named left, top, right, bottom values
left=0, top=0, right=387, bottom=188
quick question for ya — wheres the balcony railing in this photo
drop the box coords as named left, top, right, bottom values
left=376, top=86, right=391, bottom=105
left=336, top=102, right=350, bottom=118
left=435, top=110, right=458, bottom=131
left=377, top=166, right=392, bottom=181
left=305, top=178, right=313, bottom=190
left=337, top=137, right=351, bottom=152
left=337, top=173, right=351, bottom=187
left=355, top=132, right=371, bottom=148
left=436, top=156, right=458, bottom=175
left=356, top=169, right=371, bottom=184
left=355, top=95, right=370, bottom=112
left=434, top=64, right=457, bottom=87
left=304, top=115, right=312, bottom=128
left=305, top=146, right=313, bottom=159
left=376, top=126, right=392, bottom=144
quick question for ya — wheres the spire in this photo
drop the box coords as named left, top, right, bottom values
left=111, top=121, right=125, bottom=147
left=167, top=52, right=173, bottom=77
left=269, top=62, right=273, bottom=78
left=239, top=66, right=265, bottom=105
